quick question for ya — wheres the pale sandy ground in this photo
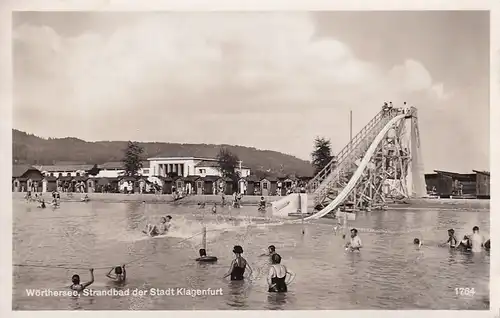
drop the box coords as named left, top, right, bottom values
left=12, top=192, right=489, bottom=210
left=12, top=192, right=276, bottom=205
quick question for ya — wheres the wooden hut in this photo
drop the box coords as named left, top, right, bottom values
left=96, top=177, right=119, bottom=193
left=42, top=176, right=58, bottom=193
left=260, top=176, right=278, bottom=196
left=119, top=176, right=139, bottom=193
left=12, top=165, right=44, bottom=192
left=158, top=176, right=173, bottom=194
left=244, top=175, right=260, bottom=195
left=473, top=170, right=490, bottom=199
left=183, top=175, right=201, bottom=195
left=86, top=178, right=97, bottom=193
left=203, top=175, right=219, bottom=195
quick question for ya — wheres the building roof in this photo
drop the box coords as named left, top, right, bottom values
left=261, top=176, right=278, bottom=182
left=99, top=161, right=150, bottom=169
left=195, top=160, right=219, bottom=168
left=99, top=162, right=124, bottom=169
left=36, top=164, right=94, bottom=172
left=434, top=170, right=476, bottom=181
left=13, top=165, right=40, bottom=178
left=148, top=154, right=215, bottom=160
left=473, top=170, right=490, bottom=176
left=203, top=175, right=222, bottom=182
left=245, top=175, right=260, bottom=182
left=184, top=175, right=202, bottom=182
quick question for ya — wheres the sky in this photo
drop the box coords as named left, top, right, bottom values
left=12, top=11, right=490, bottom=173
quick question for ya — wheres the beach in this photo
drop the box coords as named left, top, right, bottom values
left=12, top=192, right=490, bottom=210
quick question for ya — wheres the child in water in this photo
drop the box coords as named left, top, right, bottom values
left=212, top=203, right=217, bottom=214
left=258, top=197, right=266, bottom=211
left=70, top=268, right=94, bottom=292
left=106, top=265, right=126, bottom=282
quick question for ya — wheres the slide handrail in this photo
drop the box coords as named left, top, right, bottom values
left=307, top=108, right=399, bottom=194
left=307, top=109, right=400, bottom=207
left=297, top=113, right=408, bottom=221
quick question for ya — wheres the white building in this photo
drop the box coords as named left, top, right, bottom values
left=35, top=162, right=150, bottom=179
left=96, top=161, right=150, bottom=178
left=35, top=164, right=95, bottom=177
left=148, top=156, right=251, bottom=178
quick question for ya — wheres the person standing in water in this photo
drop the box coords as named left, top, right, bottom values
left=345, top=228, right=362, bottom=251
left=212, top=203, right=217, bottom=214
left=470, top=226, right=485, bottom=253
left=441, top=229, right=458, bottom=248
left=106, top=265, right=126, bottom=282
left=258, top=197, right=266, bottom=211
left=267, top=253, right=296, bottom=293
left=223, top=245, right=253, bottom=281
left=70, top=268, right=94, bottom=292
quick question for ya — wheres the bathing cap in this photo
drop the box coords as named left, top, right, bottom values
left=233, top=245, right=243, bottom=254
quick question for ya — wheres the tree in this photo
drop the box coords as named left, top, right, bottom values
left=216, top=147, right=240, bottom=182
left=311, top=137, right=334, bottom=174
left=122, top=141, right=144, bottom=176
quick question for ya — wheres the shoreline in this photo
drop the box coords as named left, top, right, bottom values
left=12, top=192, right=490, bottom=210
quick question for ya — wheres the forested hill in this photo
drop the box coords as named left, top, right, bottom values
left=12, top=129, right=314, bottom=177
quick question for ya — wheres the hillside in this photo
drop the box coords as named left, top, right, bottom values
left=12, top=129, right=314, bottom=177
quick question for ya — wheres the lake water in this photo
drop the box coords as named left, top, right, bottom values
left=12, top=200, right=490, bottom=310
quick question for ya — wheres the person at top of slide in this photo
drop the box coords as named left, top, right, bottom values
left=441, top=229, right=458, bottom=248
left=267, top=253, right=296, bottom=293
left=260, top=245, right=277, bottom=257
left=106, top=265, right=126, bottom=282
left=223, top=245, right=253, bottom=281
left=470, top=226, right=485, bottom=253
left=70, top=269, right=94, bottom=292
left=345, top=228, right=362, bottom=251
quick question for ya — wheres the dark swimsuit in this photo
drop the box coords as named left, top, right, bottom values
left=268, top=266, right=287, bottom=293
left=230, top=258, right=246, bottom=281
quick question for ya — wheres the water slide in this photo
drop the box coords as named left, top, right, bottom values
left=287, top=113, right=408, bottom=223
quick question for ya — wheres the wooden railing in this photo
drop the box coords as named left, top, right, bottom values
left=307, top=108, right=400, bottom=200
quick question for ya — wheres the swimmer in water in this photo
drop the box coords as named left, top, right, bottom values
left=456, top=235, right=471, bottom=251
left=196, top=248, right=217, bottom=262
left=143, top=216, right=169, bottom=237
left=260, top=245, right=277, bottom=257
left=223, top=245, right=253, bottom=281
left=258, top=197, right=266, bottom=211
left=267, top=253, right=296, bottom=293
left=38, top=199, right=46, bottom=209
left=70, top=268, right=94, bottom=292
left=106, top=265, right=126, bottom=282
left=198, top=202, right=206, bottom=208
left=413, top=238, right=423, bottom=247
left=440, top=229, right=458, bottom=248
left=470, top=226, right=485, bottom=253
left=484, top=239, right=490, bottom=251
left=212, top=203, right=217, bottom=214
left=345, top=228, right=362, bottom=251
